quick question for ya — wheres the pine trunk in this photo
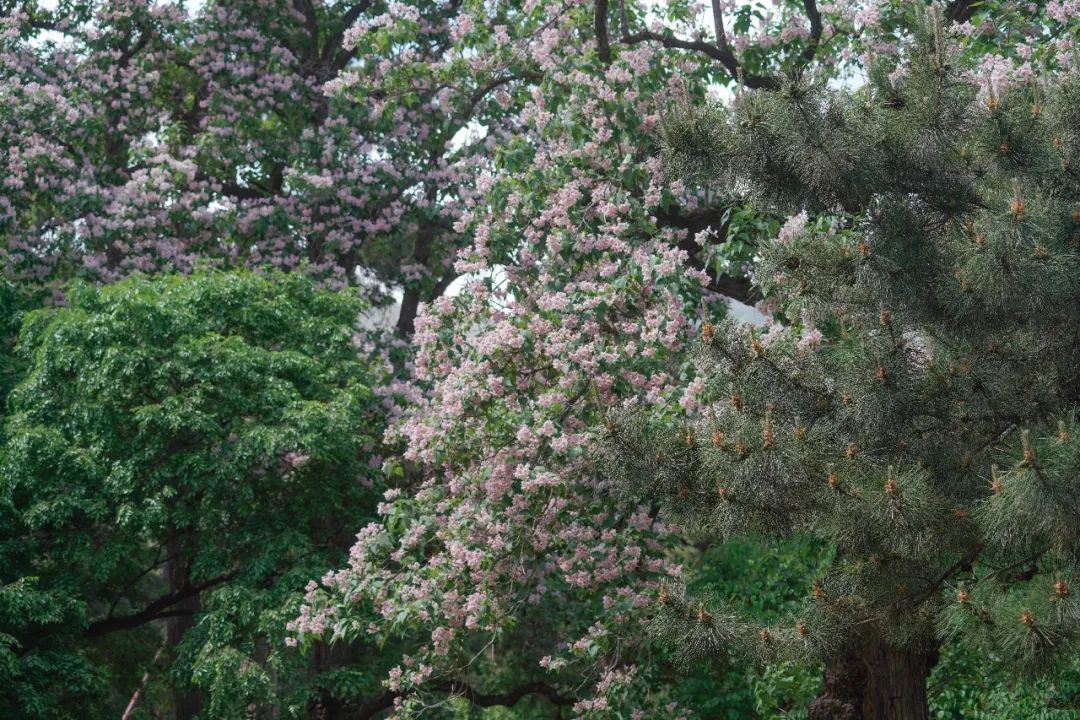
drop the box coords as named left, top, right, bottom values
left=809, top=641, right=937, bottom=720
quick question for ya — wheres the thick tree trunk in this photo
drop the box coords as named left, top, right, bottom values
left=166, top=540, right=203, bottom=720
left=859, top=642, right=936, bottom=720
left=809, top=641, right=937, bottom=720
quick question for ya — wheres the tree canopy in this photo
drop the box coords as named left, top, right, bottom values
left=606, top=12, right=1079, bottom=718
left=0, top=0, right=1078, bottom=718
left=0, top=270, right=385, bottom=718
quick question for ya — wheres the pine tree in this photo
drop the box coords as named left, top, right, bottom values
left=605, top=15, right=1080, bottom=720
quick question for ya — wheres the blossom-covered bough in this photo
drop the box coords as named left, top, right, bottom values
left=290, top=1, right=1078, bottom=717
left=2, top=0, right=1077, bottom=717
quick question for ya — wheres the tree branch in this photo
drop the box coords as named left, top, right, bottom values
left=325, top=0, right=374, bottom=72
left=710, top=0, right=728, bottom=51
left=656, top=205, right=757, bottom=302
left=595, top=0, right=612, bottom=63
left=84, top=571, right=236, bottom=638
left=618, top=28, right=778, bottom=89
left=801, top=0, right=823, bottom=62
left=944, top=0, right=978, bottom=23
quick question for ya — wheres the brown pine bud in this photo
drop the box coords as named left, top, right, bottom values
left=1054, top=580, right=1070, bottom=599
left=698, top=605, right=712, bottom=625
left=1030, top=103, right=1042, bottom=116
left=796, top=622, right=808, bottom=637
left=702, top=322, right=715, bottom=342
left=730, top=393, right=743, bottom=411
left=988, top=340, right=1000, bottom=353
left=985, top=96, right=1000, bottom=110
left=718, top=486, right=729, bottom=500
left=953, top=508, right=969, bottom=519
left=1058, top=421, right=1068, bottom=444
left=876, top=366, right=889, bottom=382
left=1072, top=208, right=1080, bottom=223
left=999, top=142, right=1011, bottom=155
left=658, top=586, right=670, bottom=605
left=957, top=588, right=969, bottom=604
left=1034, top=244, right=1049, bottom=259
left=686, top=433, right=695, bottom=447
left=812, top=580, right=825, bottom=600
left=793, top=425, right=807, bottom=441
left=604, top=417, right=617, bottom=433
left=827, top=472, right=840, bottom=491
left=841, top=393, right=853, bottom=406
left=1023, top=446, right=1036, bottom=465
left=846, top=443, right=858, bottom=459
left=885, top=477, right=897, bottom=497
left=763, top=427, right=775, bottom=450
left=735, top=442, right=749, bottom=458
left=989, top=464, right=1004, bottom=493
left=974, top=232, right=987, bottom=246
left=759, top=628, right=771, bottom=643
left=1009, top=198, right=1026, bottom=219
left=712, top=430, right=725, bottom=448
left=751, top=337, right=766, bottom=358
left=1020, top=610, right=1035, bottom=628
left=857, top=241, right=871, bottom=257
left=879, top=310, right=892, bottom=327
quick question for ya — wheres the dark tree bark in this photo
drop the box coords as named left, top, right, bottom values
left=810, top=640, right=937, bottom=720
left=809, top=649, right=865, bottom=720
left=166, top=538, right=204, bottom=720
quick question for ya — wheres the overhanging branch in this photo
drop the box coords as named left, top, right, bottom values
left=84, top=571, right=236, bottom=638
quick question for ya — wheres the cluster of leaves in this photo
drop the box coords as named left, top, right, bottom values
left=0, top=271, right=388, bottom=718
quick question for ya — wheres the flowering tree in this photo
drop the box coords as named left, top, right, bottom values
left=1, top=0, right=1077, bottom=717
left=293, top=1, right=1080, bottom=718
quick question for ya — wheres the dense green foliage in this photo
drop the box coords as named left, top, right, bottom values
left=1, top=0, right=1078, bottom=717
left=607, top=13, right=1080, bottom=717
left=0, top=279, right=39, bottom=418
left=0, top=271, right=385, bottom=718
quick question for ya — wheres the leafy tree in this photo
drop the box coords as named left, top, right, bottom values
left=293, top=2, right=1080, bottom=717
left=605, top=12, right=1079, bottom=719
left=2, top=1, right=1076, bottom=717
left=0, top=271, right=385, bottom=718
left=0, top=278, right=39, bottom=416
